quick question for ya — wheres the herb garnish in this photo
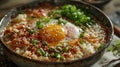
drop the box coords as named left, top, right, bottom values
left=28, top=16, right=35, bottom=20
left=28, top=30, right=35, bottom=34
left=38, top=48, right=45, bottom=55
left=52, top=52, right=64, bottom=59
left=49, top=4, right=94, bottom=26
left=80, top=40, right=86, bottom=45
left=43, top=17, right=50, bottom=23
left=42, top=41, right=48, bottom=46
left=58, top=18, right=67, bottom=25
left=49, top=10, right=62, bottom=19
left=79, top=32, right=84, bottom=38
left=36, top=19, right=44, bottom=29
left=6, top=33, right=12, bottom=37
left=31, top=40, right=39, bottom=45
left=61, top=4, right=93, bottom=26
left=49, top=47, right=55, bottom=51
left=107, top=40, right=120, bottom=56
left=63, top=47, right=69, bottom=52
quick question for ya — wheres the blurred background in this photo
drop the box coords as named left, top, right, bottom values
left=0, top=0, right=120, bottom=67
left=0, top=0, right=35, bottom=18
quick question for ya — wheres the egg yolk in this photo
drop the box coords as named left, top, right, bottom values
left=38, top=24, right=66, bottom=43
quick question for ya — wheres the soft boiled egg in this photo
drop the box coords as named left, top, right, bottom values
left=38, top=24, right=66, bottom=43
left=38, top=21, right=82, bottom=46
left=64, top=22, right=81, bottom=39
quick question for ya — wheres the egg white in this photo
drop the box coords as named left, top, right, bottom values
left=63, top=22, right=82, bottom=39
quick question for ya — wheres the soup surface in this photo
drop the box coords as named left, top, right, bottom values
left=3, top=3, right=106, bottom=62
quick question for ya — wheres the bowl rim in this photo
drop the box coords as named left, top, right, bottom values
left=0, top=0, right=114, bottom=64
left=83, top=0, right=111, bottom=4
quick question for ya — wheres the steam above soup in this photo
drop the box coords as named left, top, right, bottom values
left=3, top=3, right=106, bottom=62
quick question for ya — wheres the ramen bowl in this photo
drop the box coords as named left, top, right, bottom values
left=0, top=0, right=113, bottom=67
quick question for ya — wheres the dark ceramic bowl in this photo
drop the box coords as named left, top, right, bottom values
left=0, top=0, right=113, bottom=67
left=83, top=0, right=111, bottom=8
